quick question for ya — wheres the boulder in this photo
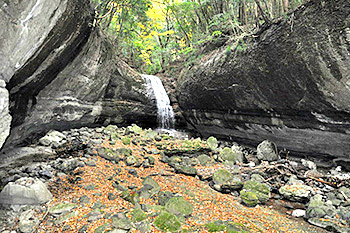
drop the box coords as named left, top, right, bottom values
left=112, top=213, right=133, bottom=230
left=19, top=210, right=39, bottom=233
left=218, top=147, right=243, bottom=163
left=279, top=183, right=312, bottom=202
left=207, top=136, right=218, bottom=151
left=165, top=196, right=193, bottom=217
left=256, top=140, right=279, bottom=162
left=130, top=208, right=147, bottom=223
left=212, top=169, right=243, bottom=192
left=153, top=211, right=181, bottom=233
left=240, top=190, right=259, bottom=207
left=305, top=195, right=336, bottom=219
left=139, top=177, right=160, bottom=199
left=241, top=180, right=270, bottom=204
left=49, top=203, right=78, bottom=215
left=0, top=177, right=52, bottom=205
left=39, top=130, right=66, bottom=147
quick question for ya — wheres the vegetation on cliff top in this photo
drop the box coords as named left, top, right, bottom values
left=92, top=0, right=305, bottom=74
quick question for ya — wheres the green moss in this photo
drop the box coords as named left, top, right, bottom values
left=49, top=203, right=78, bottom=215
left=212, top=169, right=233, bottom=185
left=243, top=180, right=270, bottom=203
left=205, top=222, right=226, bottom=232
left=153, top=212, right=181, bottom=232
left=207, top=136, right=218, bottom=151
left=122, top=137, right=132, bottom=145
left=165, top=196, right=193, bottom=217
left=240, top=190, right=259, bottom=207
left=131, top=208, right=148, bottom=222
left=219, top=147, right=239, bottom=162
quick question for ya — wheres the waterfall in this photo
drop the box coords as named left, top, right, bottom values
left=142, top=74, right=175, bottom=129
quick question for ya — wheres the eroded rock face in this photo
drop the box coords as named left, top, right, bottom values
left=0, top=80, right=11, bottom=149
left=177, top=0, right=350, bottom=164
left=0, top=0, right=156, bottom=150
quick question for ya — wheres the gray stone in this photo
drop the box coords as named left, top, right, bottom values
left=256, top=140, right=279, bottom=162
left=19, top=210, right=39, bottom=233
left=39, top=130, right=66, bottom=147
left=212, top=169, right=243, bottom=192
left=139, top=177, right=160, bottom=199
left=292, top=209, right=306, bottom=218
left=306, top=195, right=336, bottom=219
left=279, top=183, right=312, bottom=202
left=0, top=177, right=52, bottom=205
left=112, top=214, right=133, bottom=230
left=49, top=203, right=78, bottom=215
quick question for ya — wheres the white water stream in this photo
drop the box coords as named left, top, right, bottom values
left=142, top=74, right=175, bottom=129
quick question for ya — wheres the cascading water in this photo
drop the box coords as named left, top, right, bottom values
left=142, top=74, right=175, bottom=129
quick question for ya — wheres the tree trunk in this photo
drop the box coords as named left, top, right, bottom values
left=177, top=0, right=350, bottom=167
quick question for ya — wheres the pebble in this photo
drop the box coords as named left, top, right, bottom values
left=292, top=209, right=306, bottom=218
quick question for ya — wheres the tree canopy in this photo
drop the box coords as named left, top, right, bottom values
left=93, top=0, right=305, bottom=74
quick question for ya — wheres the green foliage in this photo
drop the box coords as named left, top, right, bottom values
left=93, top=0, right=304, bottom=73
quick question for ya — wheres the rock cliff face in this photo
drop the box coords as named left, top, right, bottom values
left=0, top=0, right=156, bottom=149
left=178, top=0, right=350, bottom=165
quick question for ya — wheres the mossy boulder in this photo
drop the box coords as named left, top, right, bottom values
left=153, top=212, right=181, bottom=232
left=125, top=155, right=138, bottom=166
left=121, top=190, right=139, bottom=204
left=94, top=223, right=112, bottom=233
left=112, top=215, right=133, bottom=230
left=207, top=136, right=218, bottom=151
left=242, top=180, right=270, bottom=204
left=174, top=164, right=197, bottom=176
left=240, top=190, right=259, bottom=207
left=49, top=203, right=78, bottom=215
left=218, top=147, right=243, bottom=163
left=131, top=208, right=148, bottom=222
left=279, top=184, right=312, bottom=202
left=212, top=169, right=243, bottom=192
left=104, top=125, right=118, bottom=134
left=122, top=137, right=132, bottom=145
left=306, top=194, right=336, bottom=219
left=165, top=196, right=193, bottom=217
left=127, top=124, right=143, bottom=134
left=197, top=154, right=214, bottom=166
left=139, top=177, right=161, bottom=199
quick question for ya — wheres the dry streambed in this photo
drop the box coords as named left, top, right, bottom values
left=0, top=125, right=349, bottom=232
